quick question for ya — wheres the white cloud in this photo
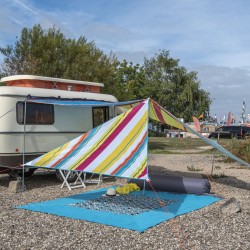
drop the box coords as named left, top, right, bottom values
left=14, top=0, right=38, bottom=15
left=191, top=65, right=250, bottom=118
left=1, top=0, right=250, bottom=119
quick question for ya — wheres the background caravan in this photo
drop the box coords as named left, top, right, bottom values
left=0, top=75, right=118, bottom=181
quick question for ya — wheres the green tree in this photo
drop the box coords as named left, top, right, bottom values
left=142, top=50, right=211, bottom=121
left=106, top=60, right=145, bottom=101
left=0, top=25, right=212, bottom=118
left=0, top=24, right=117, bottom=85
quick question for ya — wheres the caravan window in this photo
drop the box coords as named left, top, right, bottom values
left=92, top=107, right=109, bottom=127
left=16, top=102, right=54, bottom=125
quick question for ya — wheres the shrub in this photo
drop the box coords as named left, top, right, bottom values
left=148, top=130, right=165, bottom=137
left=187, top=165, right=203, bottom=171
left=211, top=172, right=227, bottom=178
left=223, top=139, right=250, bottom=163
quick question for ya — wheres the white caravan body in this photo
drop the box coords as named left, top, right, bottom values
left=0, top=75, right=118, bottom=169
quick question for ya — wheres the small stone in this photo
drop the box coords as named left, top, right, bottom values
left=8, top=180, right=25, bottom=193
left=220, top=197, right=241, bottom=214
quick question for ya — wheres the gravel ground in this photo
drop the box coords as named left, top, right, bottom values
left=0, top=154, right=249, bottom=250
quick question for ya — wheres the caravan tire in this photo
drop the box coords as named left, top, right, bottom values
left=55, top=170, right=78, bottom=183
left=10, top=168, right=37, bottom=178
left=22, top=168, right=36, bottom=177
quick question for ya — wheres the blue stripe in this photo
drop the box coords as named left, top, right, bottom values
left=114, top=136, right=148, bottom=176
left=54, top=126, right=101, bottom=169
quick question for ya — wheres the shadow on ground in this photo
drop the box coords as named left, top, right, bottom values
left=0, top=170, right=117, bottom=191
left=0, top=171, right=59, bottom=189
left=149, top=164, right=250, bottom=191
left=1, top=166, right=249, bottom=192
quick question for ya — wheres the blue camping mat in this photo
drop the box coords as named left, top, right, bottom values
left=17, top=187, right=221, bottom=232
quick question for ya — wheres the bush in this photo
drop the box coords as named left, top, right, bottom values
left=223, top=139, right=250, bottom=163
left=148, top=130, right=165, bottom=137
left=187, top=165, right=203, bottom=171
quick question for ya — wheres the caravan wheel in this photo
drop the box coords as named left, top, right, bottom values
left=55, top=170, right=78, bottom=183
left=9, top=168, right=36, bottom=178
left=21, top=168, right=36, bottom=177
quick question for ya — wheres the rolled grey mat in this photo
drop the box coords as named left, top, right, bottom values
left=129, top=175, right=211, bottom=194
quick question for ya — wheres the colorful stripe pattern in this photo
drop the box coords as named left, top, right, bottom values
left=149, top=100, right=186, bottom=131
left=25, top=99, right=149, bottom=179
left=25, top=98, right=250, bottom=177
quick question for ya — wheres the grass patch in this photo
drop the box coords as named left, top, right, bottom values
left=227, top=166, right=248, bottom=170
left=148, top=137, right=250, bottom=165
left=215, top=166, right=221, bottom=170
left=219, top=139, right=250, bottom=163
left=211, top=173, right=227, bottom=178
left=148, top=137, right=215, bottom=154
left=187, top=165, right=203, bottom=172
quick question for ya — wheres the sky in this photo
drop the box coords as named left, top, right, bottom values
left=0, top=0, right=250, bottom=122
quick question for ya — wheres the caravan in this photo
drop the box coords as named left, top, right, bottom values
left=0, top=75, right=118, bottom=179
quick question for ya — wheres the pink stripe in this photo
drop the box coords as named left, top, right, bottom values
left=138, top=166, right=148, bottom=179
left=152, top=101, right=165, bottom=124
left=75, top=102, right=145, bottom=171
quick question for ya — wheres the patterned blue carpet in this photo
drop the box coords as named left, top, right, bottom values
left=17, top=187, right=221, bottom=232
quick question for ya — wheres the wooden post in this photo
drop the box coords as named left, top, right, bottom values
left=211, top=153, right=215, bottom=176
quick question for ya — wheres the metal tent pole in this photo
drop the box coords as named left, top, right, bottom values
left=144, top=98, right=151, bottom=196
left=21, top=100, right=27, bottom=192
left=143, top=180, right=146, bottom=195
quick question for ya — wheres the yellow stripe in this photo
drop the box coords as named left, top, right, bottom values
left=69, top=108, right=134, bottom=170
left=92, top=110, right=148, bottom=173
left=149, top=102, right=185, bottom=130
left=161, top=111, right=185, bottom=130
left=131, top=158, right=147, bottom=178
left=34, top=142, right=70, bottom=167
left=149, top=102, right=159, bottom=121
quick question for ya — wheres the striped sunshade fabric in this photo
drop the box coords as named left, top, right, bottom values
left=25, top=99, right=150, bottom=179
left=25, top=98, right=250, bottom=178
left=149, top=99, right=186, bottom=131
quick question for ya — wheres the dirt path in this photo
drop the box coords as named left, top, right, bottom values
left=148, top=153, right=250, bottom=184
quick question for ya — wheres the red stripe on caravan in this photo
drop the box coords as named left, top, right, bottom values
left=75, top=102, right=145, bottom=171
